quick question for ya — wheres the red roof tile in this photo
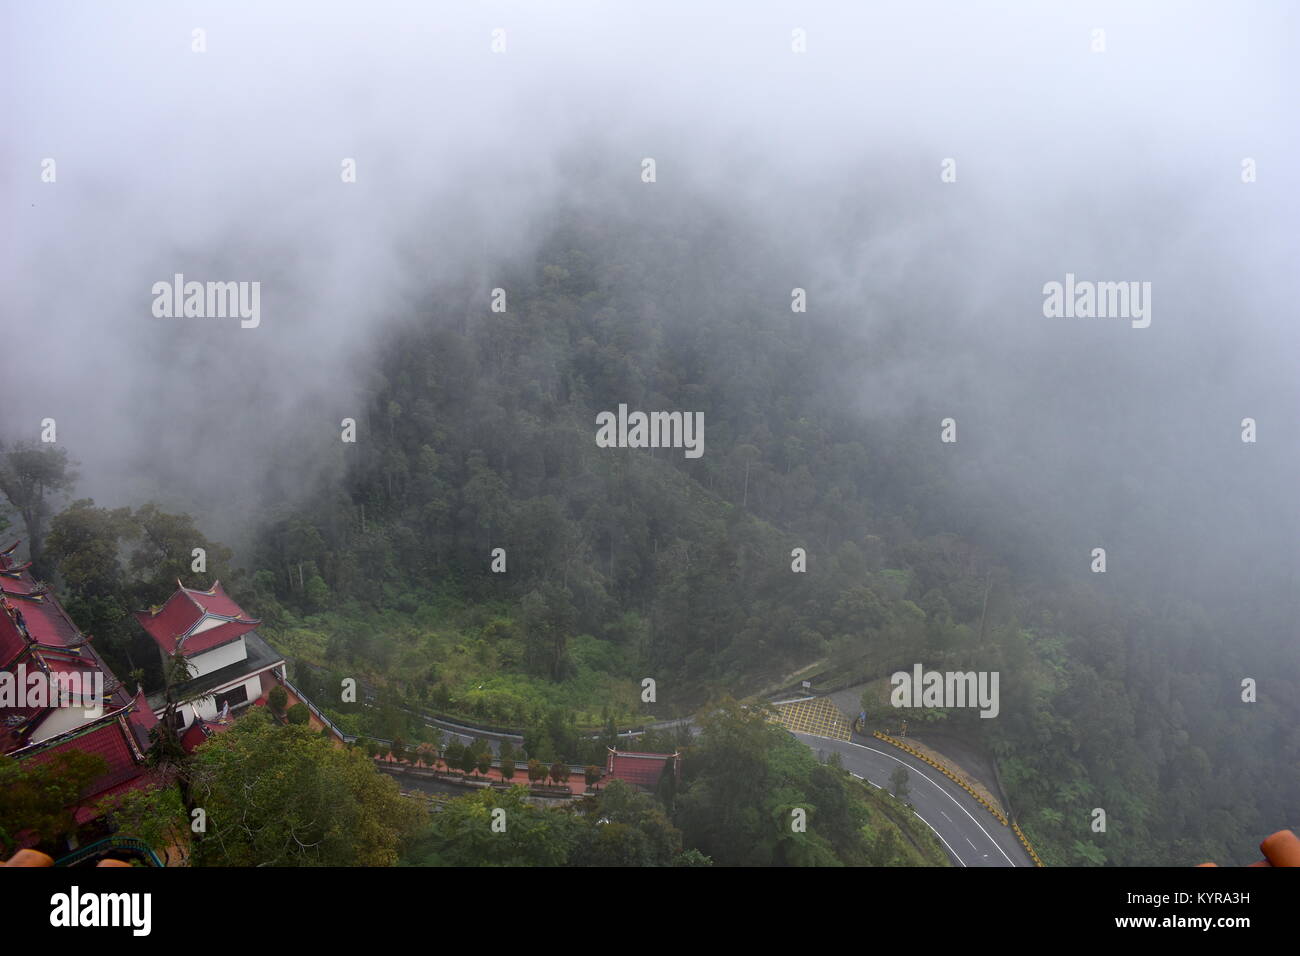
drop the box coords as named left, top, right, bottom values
left=185, top=581, right=246, bottom=619
left=605, top=750, right=680, bottom=788
left=1, top=593, right=81, bottom=648
left=180, top=721, right=209, bottom=753
left=178, top=618, right=259, bottom=655
left=1, top=546, right=158, bottom=828
left=179, top=716, right=234, bottom=754
left=133, top=588, right=204, bottom=653
left=0, top=607, right=27, bottom=667
left=72, top=771, right=160, bottom=824
left=126, top=690, right=158, bottom=750
left=21, top=716, right=147, bottom=817
left=135, top=581, right=260, bottom=654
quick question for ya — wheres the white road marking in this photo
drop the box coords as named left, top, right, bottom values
left=915, top=811, right=965, bottom=867
left=853, top=742, right=1016, bottom=866
left=796, top=732, right=1018, bottom=867
left=854, top=742, right=1017, bottom=866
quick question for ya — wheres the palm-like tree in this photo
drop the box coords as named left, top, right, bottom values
left=145, top=649, right=214, bottom=819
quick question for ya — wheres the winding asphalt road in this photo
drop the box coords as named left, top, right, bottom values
left=792, top=730, right=1032, bottom=867
left=378, top=704, right=1034, bottom=866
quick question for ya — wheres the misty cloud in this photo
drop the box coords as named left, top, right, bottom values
left=3, top=0, right=1297, bottom=601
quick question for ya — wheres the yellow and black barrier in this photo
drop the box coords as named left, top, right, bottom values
left=1012, top=821, right=1045, bottom=867
left=872, top=731, right=1010, bottom=828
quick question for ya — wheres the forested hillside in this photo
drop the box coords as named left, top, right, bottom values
left=8, top=0, right=1298, bottom=891
left=220, top=204, right=1299, bottom=867
left=10, top=200, right=1296, bottom=867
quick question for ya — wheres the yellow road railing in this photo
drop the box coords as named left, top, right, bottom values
left=872, top=731, right=1009, bottom=827
left=1011, top=821, right=1045, bottom=867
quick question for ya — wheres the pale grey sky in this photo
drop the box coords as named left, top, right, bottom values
left=2, top=1, right=1296, bottom=594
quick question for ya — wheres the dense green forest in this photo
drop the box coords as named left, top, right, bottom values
left=6, top=203, right=1297, bottom=867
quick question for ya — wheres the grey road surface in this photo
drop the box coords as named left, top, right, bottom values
left=792, top=731, right=1033, bottom=867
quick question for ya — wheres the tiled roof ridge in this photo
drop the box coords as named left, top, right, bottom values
left=180, top=578, right=208, bottom=606
left=191, top=610, right=260, bottom=628
left=607, top=747, right=680, bottom=757
left=185, top=580, right=260, bottom=622
left=116, top=713, right=145, bottom=764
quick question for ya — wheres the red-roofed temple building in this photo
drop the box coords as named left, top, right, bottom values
left=135, top=579, right=289, bottom=735
left=2, top=539, right=342, bottom=857
left=605, top=748, right=681, bottom=789
left=2, top=542, right=164, bottom=849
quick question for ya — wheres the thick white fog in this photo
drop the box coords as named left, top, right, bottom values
left=3, top=1, right=1297, bottom=595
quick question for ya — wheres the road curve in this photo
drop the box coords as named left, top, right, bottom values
left=379, top=704, right=1032, bottom=866
left=792, top=731, right=1033, bottom=867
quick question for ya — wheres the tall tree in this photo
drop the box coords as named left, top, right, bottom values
left=0, top=441, right=78, bottom=575
left=527, top=758, right=544, bottom=786
left=45, top=500, right=139, bottom=673
left=498, top=741, right=516, bottom=783
left=146, top=649, right=212, bottom=825
left=520, top=584, right=577, bottom=681
left=129, top=502, right=237, bottom=604
left=460, top=743, right=479, bottom=777
left=445, top=741, right=465, bottom=775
